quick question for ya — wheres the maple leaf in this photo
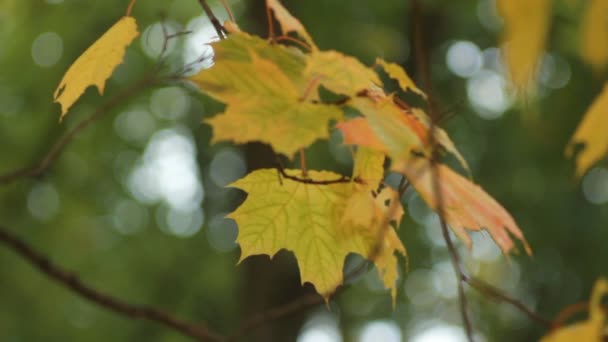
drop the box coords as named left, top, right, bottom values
left=192, top=41, right=341, bottom=158
left=376, top=58, right=425, bottom=98
left=305, top=50, right=381, bottom=96
left=541, top=278, right=608, bottom=342
left=497, top=0, right=551, bottom=91
left=266, top=0, right=317, bottom=50
left=395, top=156, right=531, bottom=255
left=580, top=0, right=608, bottom=70
left=228, top=169, right=405, bottom=302
left=54, top=16, right=139, bottom=119
left=565, top=83, right=608, bottom=177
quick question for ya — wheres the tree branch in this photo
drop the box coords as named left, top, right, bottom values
left=0, top=225, right=225, bottom=342
left=0, top=75, right=156, bottom=186
left=198, top=0, right=227, bottom=40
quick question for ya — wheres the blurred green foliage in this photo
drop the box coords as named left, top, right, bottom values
left=0, top=0, right=606, bottom=341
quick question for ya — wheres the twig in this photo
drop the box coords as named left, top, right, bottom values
left=220, top=0, right=235, bottom=23
left=275, top=162, right=357, bottom=185
left=410, top=0, right=474, bottom=339
left=0, top=75, right=157, bottom=186
left=0, top=226, right=225, bottom=342
left=198, top=0, right=227, bottom=40
left=126, top=0, right=137, bottom=16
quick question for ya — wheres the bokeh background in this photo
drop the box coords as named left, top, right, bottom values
left=1, top=0, right=607, bottom=341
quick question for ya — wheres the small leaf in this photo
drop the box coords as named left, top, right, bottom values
left=376, top=58, right=425, bottom=98
left=306, top=50, right=381, bottom=96
left=395, top=156, right=531, bottom=255
left=540, top=278, right=608, bottom=342
left=580, top=0, right=608, bottom=70
left=54, top=16, right=139, bottom=119
left=266, top=0, right=316, bottom=49
left=565, top=83, right=608, bottom=177
left=497, top=0, right=551, bottom=91
left=229, top=169, right=405, bottom=302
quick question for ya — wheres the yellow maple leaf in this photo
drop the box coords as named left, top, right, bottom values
left=395, top=156, right=531, bottom=255
left=229, top=169, right=405, bottom=303
left=196, top=50, right=341, bottom=158
left=266, top=0, right=317, bottom=50
left=566, top=83, right=608, bottom=177
left=580, top=0, right=608, bottom=70
left=497, top=0, right=551, bottom=92
left=540, top=278, right=608, bottom=342
left=376, top=58, right=425, bottom=98
left=54, top=16, right=139, bottom=119
left=305, top=50, right=381, bottom=96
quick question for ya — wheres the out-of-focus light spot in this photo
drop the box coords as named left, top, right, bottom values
left=209, top=148, right=247, bottom=187
left=358, top=320, right=401, bottom=342
left=297, top=313, right=342, bottom=342
left=31, top=32, right=63, bottom=67
left=27, top=183, right=60, bottom=222
left=539, top=53, right=571, bottom=89
left=446, top=41, right=482, bottom=78
left=408, top=193, right=432, bottom=225
left=582, top=167, right=608, bottom=205
left=166, top=208, right=204, bottom=237
left=207, top=214, right=238, bottom=252
left=114, top=109, right=156, bottom=145
left=405, top=269, right=438, bottom=307
left=410, top=323, right=470, bottom=342
left=149, top=86, right=190, bottom=120
left=111, top=199, right=147, bottom=234
left=476, top=0, right=503, bottom=31
left=183, top=16, right=218, bottom=74
left=431, top=261, right=458, bottom=299
left=470, top=231, right=501, bottom=261
left=141, top=22, right=180, bottom=59
left=482, top=47, right=505, bottom=73
left=423, top=213, right=447, bottom=247
left=128, top=128, right=204, bottom=211
left=467, top=70, right=512, bottom=119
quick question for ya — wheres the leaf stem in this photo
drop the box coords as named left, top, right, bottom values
left=126, top=0, right=137, bottom=16
left=299, top=149, right=308, bottom=177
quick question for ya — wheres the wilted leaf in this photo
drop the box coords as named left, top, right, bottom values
left=229, top=169, right=405, bottom=302
left=497, top=0, right=551, bottom=91
left=566, top=83, right=608, bottom=177
left=395, top=156, right=531, bottom=255
left=305, top=50, right=381, bottom=96
left=541, top=278, right=608, bottom=342
left=580, top=0, right=608, bottom=70
left=376, top=58, right=425, bottom=98
left=266, top=0, right=317, bottom=49
left=54, top=16, right=139, bottom=119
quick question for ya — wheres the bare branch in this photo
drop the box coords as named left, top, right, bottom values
left=0, top=225, right=225, bottom=342
left=198, top=0, right=227, bottom=40
left=0, top=75, right=157, bottom=186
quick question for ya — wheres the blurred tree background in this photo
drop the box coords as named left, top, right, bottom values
left=0, top=0, right=607, bottom=341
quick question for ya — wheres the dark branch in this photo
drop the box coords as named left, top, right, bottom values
left=0, top=75, right=156, bottom=186
left=275, top=163, right=358, bottom=185
left=198, top=0, right=228, bottom=40
left=0, top=226, right=225, bottom=342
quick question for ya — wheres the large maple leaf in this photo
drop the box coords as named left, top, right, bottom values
left=228, top=168, right=405, bottom=303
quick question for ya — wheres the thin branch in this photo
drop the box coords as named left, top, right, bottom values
left=198, top=0, right=227, bottom=40
left=411, top=0, right=474, bottom=339
left=126, top=0, right=137, bottom=16
left=0, top=75, right=157, bottom=186
left=275, top=162, right=357, bottom=185
left=220, top=0, right=235, bottom=22
left=0, top=226, right=225, bottom=342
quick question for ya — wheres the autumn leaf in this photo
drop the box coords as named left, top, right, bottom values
left=228, top=169, right=405, bottom=302
left=541, top=278, right=608, bottom=342
left=580, top=0, right=608, bottom=70
left=395, top=156, right=531, bottom=255
left=266, top=0, right=317, bottom=50
left=54, top=16, right=139, bottom=119
left=497, top=0, right=551, bottom=91
left=192, top=43, right=341, bottom=158
left=376, top=58, right=425, bottom=98
left=305, top=50, right=381, bottom=96
left=565, top=83, right=608, bottom=177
